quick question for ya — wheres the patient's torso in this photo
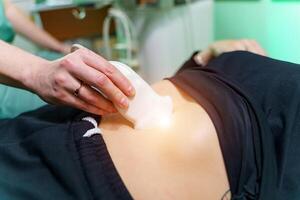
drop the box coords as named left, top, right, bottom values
left=100, top=80, right=230, bottom=200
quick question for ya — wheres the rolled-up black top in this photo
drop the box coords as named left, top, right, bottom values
left=169, top=52, right=276, bottom=199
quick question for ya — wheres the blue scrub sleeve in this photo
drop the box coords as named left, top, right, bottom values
left=0, top=85, right=46, bottom=119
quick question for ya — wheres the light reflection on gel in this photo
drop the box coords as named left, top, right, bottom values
left=158, top=115, right=172, bottom=128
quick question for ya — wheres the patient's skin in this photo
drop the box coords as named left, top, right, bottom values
left=100, top=80, right=230, bottom=200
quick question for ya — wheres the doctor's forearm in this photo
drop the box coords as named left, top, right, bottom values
left=0, top=40, right=48, bottom=90
left=4, top=0, right=66, bottom=53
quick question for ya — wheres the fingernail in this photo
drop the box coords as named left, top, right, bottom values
left=119, top=97, right=129, bottom=108
left=128, top=86, right=135, bottom=97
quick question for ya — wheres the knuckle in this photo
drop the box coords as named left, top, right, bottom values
left=103, top=65, right=116, bottom=76
left=60, top=57, right=75, bottom=70
left=77, top=48, right=89, bottom=57
left=52, top=84, right=59, bottom=93
left=119, top=76, right=128, bottom=87
left=53, top=72, right=67, bottom=85
left=114, top=91, right=123, bottom=101
left=96, top=74, right=108, bottom=87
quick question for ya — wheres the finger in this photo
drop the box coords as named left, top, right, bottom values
left=53, top=72, right=116, bottom=113
left=77, top=84, right=117, bottom=113
left=60, top=90, right=109, bottom=115
left=241, top=39, right=260, bottom=54
left=211, top=41, right=246, bottom=55
left=242, top=39, right=267, bottom=56
left=250, top=40, right=267, bottom=56
left=232, top=41, right=247, bottom=52
left=61, top=59, right=129, bottom=109
left=55, top=71, right=81, bottom=94
left=78, top=48, right=135, bottom=97
left=195, top=49, right=213, bottom=66
left=69, top=95, right=108, bottom=115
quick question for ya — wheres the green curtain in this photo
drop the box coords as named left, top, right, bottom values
left=0, top=0, right=46, bottom=119
left=0, top=0, right=15, bottom=42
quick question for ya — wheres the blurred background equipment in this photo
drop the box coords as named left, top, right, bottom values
left=3, top=0, right=300, bottom=119
left=10, top=0, right=300, bottom=75
left=104, top=0, right=213, bottom=83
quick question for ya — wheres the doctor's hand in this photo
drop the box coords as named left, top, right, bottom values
left=31, top=46, right=135, bottom=115
left=194, top=39, right=267, bottom=66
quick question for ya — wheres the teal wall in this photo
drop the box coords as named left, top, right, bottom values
left=215, top=0, right=300, bottom=64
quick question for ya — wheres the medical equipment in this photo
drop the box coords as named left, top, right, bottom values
left=71, top=44, right=173, bottom=130
left=103, top=0, right=213, bottom=83
left=103, top=8, right=138, bottom=68
left=109, top=61, right=173, bottom=129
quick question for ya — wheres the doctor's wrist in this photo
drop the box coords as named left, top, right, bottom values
left=21, top=57, right=51, bottom=93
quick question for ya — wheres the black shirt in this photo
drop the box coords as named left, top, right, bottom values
left=207, top=52, right=300, bottom=200
left=1, top=51, right=300, bottom=200
left=169, top=52, right=277, bottom=199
